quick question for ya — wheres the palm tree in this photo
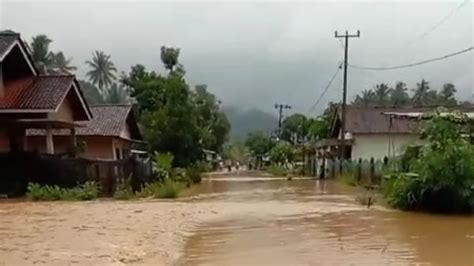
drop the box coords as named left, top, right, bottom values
left=353, top=89, right=376, bottom=106
left=373, top=83, right=392, bottom=106
left=50, top=52, right=77, bottom=73
left=439, top=83, right=457, bottom=106
left=412, top=79, right=432, bottom=107
left=103, top=83, right=128, bottom=104
left=30, top=35, right=54, bottom=73
left=390, top=82, right=409, bottom=107
left=85, top=51, right=117, bottom=95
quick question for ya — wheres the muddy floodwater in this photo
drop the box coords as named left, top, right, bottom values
left=180, top=172, right=474, bottom=265
left=0, top=171, right=473, bottom=265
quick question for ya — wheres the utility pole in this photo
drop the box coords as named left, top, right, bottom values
left=335, top=30, right=360, bottom=161
left=274, top=103, right=292, bottom=136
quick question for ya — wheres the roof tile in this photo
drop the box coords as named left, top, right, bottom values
left=0, top=31, right=18, bottom=59
left=0, top=75, right=74, bottom=110
left=27, top=105, right=140, bottom=139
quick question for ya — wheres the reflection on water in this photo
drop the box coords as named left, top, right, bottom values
left=181, top=172, right=474, bottom=265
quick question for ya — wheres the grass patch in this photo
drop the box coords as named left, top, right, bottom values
left=336, top=172, right=357, bottom=186
left=27, top=182, right=99, bottom=201
left=137, top=179, right=183, bottom=199
left=267, top=164, right=287, bottom=177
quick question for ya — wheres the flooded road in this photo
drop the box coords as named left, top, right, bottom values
left=0, top=171, right=472, bottom=265
left=181, top=172, right=474, bottom=265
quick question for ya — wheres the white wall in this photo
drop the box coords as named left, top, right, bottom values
left=351, top=134, right=423, bottom=160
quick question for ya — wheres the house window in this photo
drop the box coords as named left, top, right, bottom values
left=115, top=148, right=121, bottom=160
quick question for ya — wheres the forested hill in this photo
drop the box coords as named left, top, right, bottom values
left=223, top=106, right=278, bottom=141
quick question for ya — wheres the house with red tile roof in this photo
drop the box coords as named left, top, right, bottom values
left=0, top=30, right=92, bottom=154
left=27, top=104, right=143, bottom=160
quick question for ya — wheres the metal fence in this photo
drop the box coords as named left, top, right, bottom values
left=0, top=152, right=153, bottom=197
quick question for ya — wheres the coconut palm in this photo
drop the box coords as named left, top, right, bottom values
left=412, top=79, right=432, bottom=106
left=353, top=89, right=376, bottom=106
left=85, top=51, right=117, bottom=95
left=439, top=83, right=457, bottom=106
left=390, top=82, right=410, bottom=107
left=30, top=35, right=54, bottom=73
left=373, top=83, right=392, bottom=106
left=104, top=83, right=128, bottom=104
left=50, top=52, right=77, bottom=73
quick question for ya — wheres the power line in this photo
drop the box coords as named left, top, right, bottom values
left=406, top=0, right=470, bottom=45
left=349, top=46, right=473, bottom=71
left=307, top=62, right=342, bottom=115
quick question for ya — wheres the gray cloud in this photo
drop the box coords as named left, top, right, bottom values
left=1, top=1, right=472, bottom=115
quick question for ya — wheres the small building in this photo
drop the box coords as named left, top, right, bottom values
left=27, top=104, right=143, bottom=160
left=0, top=30, right=92, bottom=154
left=317, top=105, right=474, bottom=160
left=316, top=106, right=422, bottom=160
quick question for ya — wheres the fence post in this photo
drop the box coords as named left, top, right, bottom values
left=330, top=159, right=335, bottom=178
left=357, top=158, right=362, bottom=183
left=369, top=157, right=375, bottom=185
left=320, top=158, right=325, bottom=179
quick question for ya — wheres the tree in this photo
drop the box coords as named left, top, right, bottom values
left=85, top=51, right=117, bottom=95
left=306, top=118, right=330, bottom=141
left=245, top=131, right=274, bottom=156
left=390, top=82, right=410, bottom=107
left=50, top=52, right=76, bottom=73
left=412, top=79, right=433, bottom=106
left=30, top=35, right=54, bottom=73
left=192, top=85, right=230, bottom=152
left=122, top=48, right=229, bottom=166
left=270, top=141, right=294, bottom=164
left=281, top=113, right=307, bottom=144
left=222, top=141, right=249, bottom=163
left=103, top=83, right=128, bottom=104
left=160, top=46, right=180, bottom=72
left=373, top=83, right=392, bottom=106
left=353, top=89, right=376, bottom=106
left=439, top=83, right=457, bottom=106
left=78, top=80, right=103, bottom=104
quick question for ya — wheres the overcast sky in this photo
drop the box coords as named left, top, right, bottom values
left=1, top=0, right=473, bottom=115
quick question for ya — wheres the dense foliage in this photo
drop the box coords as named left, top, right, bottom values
left=121, top=47, right=230, bottom=166
left=383, top=109, right=474, bottom=213
left=269, top=141, right=294, bottom=164
left=245, top=131, right=275, bottom=156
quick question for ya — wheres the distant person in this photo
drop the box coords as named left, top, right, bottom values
left=236, top=161, right=240, bottom=170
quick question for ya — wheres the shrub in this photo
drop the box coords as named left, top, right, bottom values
left=113, top=183, right=134, bottom=200
left=26, top=181, right=99, bottom=201
left=186, top=165, right=202, bottom=184
left=383, top=109, right=474, bottom=213
left=137, top=180, right=183, bottom=199
left=152, top=151, right=174, bottom=180
left=267, top=164, right=287, bottom=177
left=195, top=160, right=211, bottom=173
left=156, top=179, right=183, bottom=198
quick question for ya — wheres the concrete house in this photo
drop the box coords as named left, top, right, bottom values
left=0, top=30, right=92, bottom=154
left=316, top=106, right=422, bottom=160
left=317, top=105, right=474, bottom=160
left=27, top=104, right=143, bottom=160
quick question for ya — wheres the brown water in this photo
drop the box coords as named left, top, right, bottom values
left=181, top=172, right=474, bottom=266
